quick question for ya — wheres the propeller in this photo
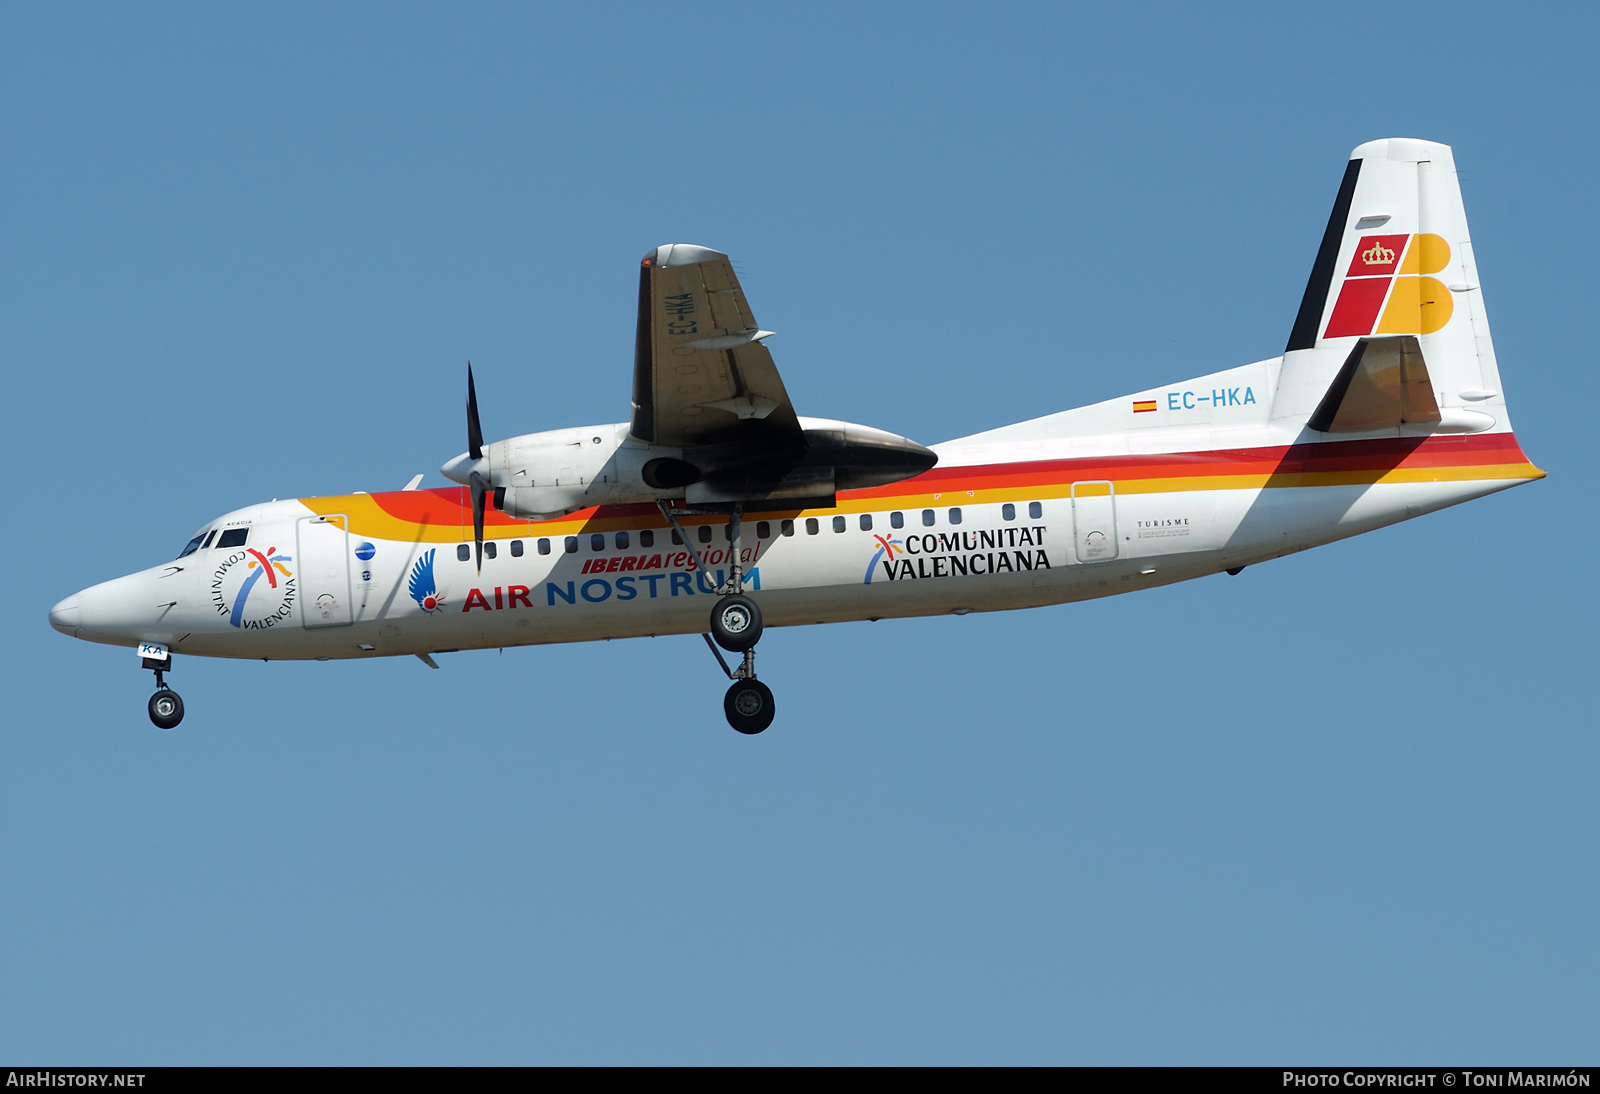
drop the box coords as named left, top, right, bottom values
left=466, top=363, right=487, bottom=572
left=466, top=362, right=484, bottom=461
left=470, top=471, right=488, bottom=573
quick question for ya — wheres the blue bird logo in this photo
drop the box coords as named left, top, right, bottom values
left=408, top=549, right=445, bottom=613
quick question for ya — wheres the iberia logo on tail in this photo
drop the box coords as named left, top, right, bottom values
left=1323, top=233, right=1454, bottom=338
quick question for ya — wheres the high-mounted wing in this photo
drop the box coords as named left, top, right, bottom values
left=631, top=244, right=805, bottom=459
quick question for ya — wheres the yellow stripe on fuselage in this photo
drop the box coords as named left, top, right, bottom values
left=300, top=459, right=1543, bottom=542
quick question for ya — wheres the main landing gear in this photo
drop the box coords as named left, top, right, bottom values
left=660, top=500, right=774, bottom=735
left=144, top=654, right=184, bottom=729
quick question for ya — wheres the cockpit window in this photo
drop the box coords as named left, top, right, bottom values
left=216, top=528, right=249, bottom=549
left=177, top=533, right=206, bottom=558
left=201, top=529, right=218, bottom=548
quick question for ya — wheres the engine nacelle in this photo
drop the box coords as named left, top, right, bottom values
left=482, top=424, right=668, bottom=519
left=442, top=416, right=937, bottom=517
left=793, top=417, right=940, bottom=490
left=495, top=483, right=600, bottom=520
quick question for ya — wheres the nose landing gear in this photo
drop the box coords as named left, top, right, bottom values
left=142, top=647, right=184, bottom=729
left=661, top=500, right=775, bottom=735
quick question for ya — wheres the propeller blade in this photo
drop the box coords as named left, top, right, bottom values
left=466, top=362, right=484, bottom=461
left=469, top=471, right=486, bottom=573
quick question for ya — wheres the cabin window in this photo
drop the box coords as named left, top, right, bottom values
left=698, top=525, right=712, bottom=544
left=670, top=529, right=682, bottom=545
left=616, top=531, right=629, bottom=550
left=831, top=515, right=845, bottom=533
left=217, top=528, right=249, bottom=549
left=781, top=519, right=795, bottom=537
left=757, top=521, right=770, bottom=539
left=177, top=533, right=206, bottom=558
left=805, top=518, right=819, bottom=535
left=723, top=524, right=733, bottom=542
left=1002, top=503, right=1016, bottom=521
left=537, top=538, right=551, bottom=555
left=1029, top=501, right=1043, bottom=519
left=948, top=508, right=962, bottom=525
left=589, top=533, right=604, bottom=552
left=921, top=510, right=935, bottom=527
left=510, top=540, right=524, bottom=557
left=202, top=529, right=218, bottom=548
left=640, top=529, right=655, bottom=548
left=859, top=514, right=873, bottom=531
left=890, top=511, right=904, bottom=529
left=484, top=542, right=498, bottom=559
left=457, top=544, right=470, bottom=562
left=564, top=536, right=578, bottom=554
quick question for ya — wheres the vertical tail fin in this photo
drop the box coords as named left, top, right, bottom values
left=1273, top=139, right=1510, bottom=434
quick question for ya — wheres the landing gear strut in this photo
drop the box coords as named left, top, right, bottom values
left=144, top=654, right=184, bottom=730
left=660, top=500, right=775, bottom=734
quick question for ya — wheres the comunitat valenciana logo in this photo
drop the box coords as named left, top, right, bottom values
left=210, top=546, right=296, bottom=629
left=1323, top=232, right=1454, bottom=338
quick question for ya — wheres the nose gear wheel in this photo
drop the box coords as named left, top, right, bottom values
left=148, top=688, right=184, bottom=729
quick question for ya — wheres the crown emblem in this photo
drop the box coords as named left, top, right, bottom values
left=1361, top=239, right=1396, bottom=266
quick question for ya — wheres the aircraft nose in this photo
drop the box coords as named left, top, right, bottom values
left=56, top=572, right=159, bottom=643
left=49, top=592, right=83, bottom=636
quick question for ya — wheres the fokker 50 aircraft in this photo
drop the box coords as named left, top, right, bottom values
left=50, top=138, right=1542, bottom=733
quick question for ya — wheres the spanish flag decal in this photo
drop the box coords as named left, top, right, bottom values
left=1132, top=399, right=1158, bottom=413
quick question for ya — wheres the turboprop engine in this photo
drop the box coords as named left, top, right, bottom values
left=441, top=417, right=938, bottom=519
left=442, top=420, right=656, bottom=520
left=439, top=365, right=936, bottom=567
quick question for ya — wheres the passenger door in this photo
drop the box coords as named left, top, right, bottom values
left=297, top=515, right=353, bottom=628
left=1071, top=481, right=1119, bottom=563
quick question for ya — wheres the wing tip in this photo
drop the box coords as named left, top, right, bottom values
left=650, top=243, right=727, bottom=269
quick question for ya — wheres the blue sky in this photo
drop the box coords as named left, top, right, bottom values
left=3, top=2, right=1595, bottom=1063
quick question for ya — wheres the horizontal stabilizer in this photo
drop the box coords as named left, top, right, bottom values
left=1308, top=336, right=1440, bottom=433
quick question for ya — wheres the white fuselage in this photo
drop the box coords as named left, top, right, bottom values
left=49, top=355, right=1540, bottom=663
